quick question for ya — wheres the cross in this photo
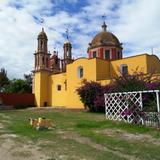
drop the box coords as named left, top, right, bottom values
left=102, top=14, right=106, bottom=22
left=66, top=28, right=69, bottom=40
left=40, top=18, right=44, bottom=24
left=40, top=17, right=44, bottom=30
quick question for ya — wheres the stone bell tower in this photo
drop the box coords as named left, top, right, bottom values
left=62, top=29, right=73, bottom=71
left=34, top=28, right=50, bottom=71
left=63, top=40, right=72, bottom=60
left=33, top=28, right=50, bottom=107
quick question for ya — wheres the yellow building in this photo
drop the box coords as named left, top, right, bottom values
left=32, top=23, right=160, bottom=108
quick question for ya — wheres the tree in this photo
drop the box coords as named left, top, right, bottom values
left=24, top=74, right=32, bottom=92
left=0, top=68, right=9, bottom=92
left=4, top=74, right=32, bottom=93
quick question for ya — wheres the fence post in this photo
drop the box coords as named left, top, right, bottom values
left=156, top=91, right=160, bottom=112
left=140, top=92, right=144, bottom=125
left=104, top=94, right=107, bottom=119
left=126, top=93, right=129, bottom=123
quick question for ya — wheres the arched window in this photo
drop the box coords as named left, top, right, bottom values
left=120, top=64, right=128, bottom=75
left=42, top=57, right=45, bottom=65
left=77, top=66, right=83, bottom=78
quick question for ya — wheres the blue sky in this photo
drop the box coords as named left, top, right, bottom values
left=0, top=0, right=160, bottom=78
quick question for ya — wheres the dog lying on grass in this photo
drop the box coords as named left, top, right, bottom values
left=29, top=117, right=53, bottom=130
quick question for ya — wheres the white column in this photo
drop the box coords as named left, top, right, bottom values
left=156, top=91, right=160, bottom=112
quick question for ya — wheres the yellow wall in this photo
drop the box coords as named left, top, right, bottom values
left=110, top=54, right=148, bottom=77
left=34, top=72, right=40, bottom=107
left=49, top=73, right=67, bottom=107
left=146, top=54, right=160, bottom=73
left=34, top=71, right=49, bottom=107
left=66, top=58, right=97, bottom=108
left=96, top=58, right=110, bottom=80
left=34, top=54, right=160, bottom=108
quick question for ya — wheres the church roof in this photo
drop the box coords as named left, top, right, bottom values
left=89, top=22, right=122, bottom=49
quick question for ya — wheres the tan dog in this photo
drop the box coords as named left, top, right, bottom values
left=29, top=118, right=38, bottom=127
left=29, top=118, right=52, bottom=130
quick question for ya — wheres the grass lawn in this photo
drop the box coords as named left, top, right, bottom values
left=0, top=108, right=160, bottom=160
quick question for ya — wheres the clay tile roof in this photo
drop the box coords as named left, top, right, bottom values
left=91, top=31, right=120, bottom=47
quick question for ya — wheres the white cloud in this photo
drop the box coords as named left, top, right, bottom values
left=0, top=0, right=160, bottom=79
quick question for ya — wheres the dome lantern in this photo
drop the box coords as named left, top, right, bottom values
left=102, top=21, right=107, bottom=32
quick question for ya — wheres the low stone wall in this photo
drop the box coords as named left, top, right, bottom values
left=0, top=93, right=35, bottom=108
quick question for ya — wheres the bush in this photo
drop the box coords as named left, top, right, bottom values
left=76, top=80, right=116, bottom=112
left=94, top=84, right=116, bottom=112
left=76, top=81, right=103, bottom=112
left=76, top=72, right=160, bottom=113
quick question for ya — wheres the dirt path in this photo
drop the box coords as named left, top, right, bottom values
left=59, top=131, right=140, bottom=160
left=0, top=133, right=47, bottom=160
left=95, top=129, right=160, bottom=146
left=0, top=113, right=47, bottom=160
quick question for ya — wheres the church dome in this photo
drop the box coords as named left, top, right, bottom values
left=89, top=22, right=122, bottom=49
left=38, top=28, right=47, bottom=39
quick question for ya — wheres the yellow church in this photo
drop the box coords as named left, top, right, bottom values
left=32, top=22, right=160, bottom=108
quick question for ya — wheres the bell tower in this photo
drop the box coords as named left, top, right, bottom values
left=34, top=28, right=50, bottom=71
left=63, top=29, right=72, bottom=60
left=33, top=28, right=50, bottom=107
left=62, top=29, right=73, bottom=71
left=63, top=41, right=72, bottom=60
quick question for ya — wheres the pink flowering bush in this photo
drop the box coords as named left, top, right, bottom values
left=77, top=72, right=160, bottom=112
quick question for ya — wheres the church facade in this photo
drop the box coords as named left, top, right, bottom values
left=32, top=22, right=160, bottom=108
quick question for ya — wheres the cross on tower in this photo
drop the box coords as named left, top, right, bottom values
left=66, top=28, right=69, bottom=40
left=40, top=17, right=44, bottom=29
left=40, top=18, right=44, bottom=24
left=102, top=14, right=106, bottom=22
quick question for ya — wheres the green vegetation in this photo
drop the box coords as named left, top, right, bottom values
left=0, top=68, right=9, bottom=92
left=3, top=74, right=32, bottom=93
left=0, top=109, right=160, bottom=160
left=77, top=71, right=160, bottom=112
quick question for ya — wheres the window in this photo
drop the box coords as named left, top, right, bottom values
left=77, top=66, right=83, bottom=78
left=93, top=51, right=97, bottom=58
left=117, top=51, right=121, bottom=59
left=42, top=57, right=45, bottom=65
left=120, top=64, right=128, bottom=75
left=57, top=85, right=61, bottom=91
left=105, top=50, right=110, bottom=60
left=46, top=58, right=48, bottom=67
